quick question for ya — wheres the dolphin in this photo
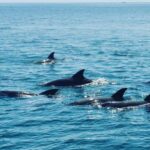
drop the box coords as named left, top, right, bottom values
left=43, top=69, right=92, bottom=87
left=101, top=95, right=150, bottom=108
left=36, top=52, right=55, bottom=64
left=0, top=89, right=58, bottom=98
left=69, top=88, right=127, bottom=106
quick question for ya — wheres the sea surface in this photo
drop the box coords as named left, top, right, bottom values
left=0, top=3, right=150, bottom=150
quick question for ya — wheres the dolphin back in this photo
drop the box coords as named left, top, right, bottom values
left=68, top=99, right=95, bottom=106
left=0, top=91, right=36, bottom=97
left=43, top=78, right=73, bottom=86
left=101, top=101, right=145, bottom=108
left=43, top=69, right=92, bottom=86
left=39, top=89, right=59, bottom=96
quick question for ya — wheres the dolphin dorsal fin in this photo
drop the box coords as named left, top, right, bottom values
left=144, top=94, right=150, bottom=103
left=112, top=88, right=127, bottom=101
left=40, top=89, right=58, bottom=96
left=72, top=69, right=85, bottom=80
left=48, top=52, right=55, bottom=60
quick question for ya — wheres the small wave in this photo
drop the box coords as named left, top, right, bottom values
left=91, top=78, right=115, bottom=86
left=102, top=103, right=150, bottom=112
left=0, top=27, right=11, bottom=30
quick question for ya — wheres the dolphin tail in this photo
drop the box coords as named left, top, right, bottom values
left=144, top=94, right=150, bottom=103
left=111, top=88, right=127, bottom=101
left=39, top=89, right=59, bottom=96
left=48, top=52, right=55, bottom=60
left=72, top=69, right=85, bottom=80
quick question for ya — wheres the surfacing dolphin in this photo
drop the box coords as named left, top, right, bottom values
left=0, top=89, right=58, bottom=98
left=69, top=88, right=127, bottom=106
left=101, top=94, right=150, bottom=108
left=36, top=52, right=55, bottom=64
left=43, top=69, right=92, bottom=87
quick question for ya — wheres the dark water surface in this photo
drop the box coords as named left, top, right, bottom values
left=0, top=3, right=150, bottom=150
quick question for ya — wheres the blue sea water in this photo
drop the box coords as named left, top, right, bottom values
left=0, top=3, right=150, bottom=150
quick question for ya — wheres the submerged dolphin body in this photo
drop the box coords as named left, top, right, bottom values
left=36, top=52, right=55, bottom=64
left=43, top=69, right=92, bottom=87
left=69, top=88, right=127, bottom=106
left=0, top=89, right=58, bottom=98
left=101, top=95, right=150, bottom=108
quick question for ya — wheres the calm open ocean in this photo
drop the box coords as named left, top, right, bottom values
left=0, top=3, right=150, bottom=150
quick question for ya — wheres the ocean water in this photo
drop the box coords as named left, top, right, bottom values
left=0, top=3, right=150, bottom=150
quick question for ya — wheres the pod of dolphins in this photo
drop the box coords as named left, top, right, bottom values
left=1, top=52, right=150, bottom=109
